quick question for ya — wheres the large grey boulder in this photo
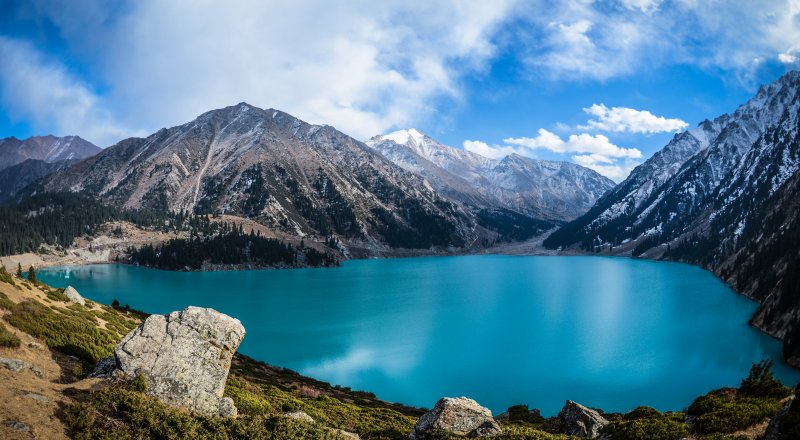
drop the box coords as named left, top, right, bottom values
left=114, top=306, right=245, bottom=417
left=558, top=400, right=608, bottom=438
left=409, top=397, right=501, bottom=439
left=64, top=286, right=85, bottom=305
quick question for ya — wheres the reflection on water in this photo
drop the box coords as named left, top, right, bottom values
left=38, top=256, right=800, bottom=415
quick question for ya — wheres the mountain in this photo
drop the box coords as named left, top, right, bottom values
left=0, top=158, right=80, bottom=203
left=366, top=129, right=615, bottom=221
left=0, top=135, right=100, bottom=171
left=33, top=103, right=488, bottom=254
left=545, top=70, right=800, bottom=367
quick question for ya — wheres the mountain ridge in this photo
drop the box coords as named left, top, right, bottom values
left=544, top=69, right=800, bottom=367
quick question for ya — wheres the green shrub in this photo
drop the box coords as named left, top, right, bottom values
left=0, top=322, right=20, bottom=348
left=4, top=299, right=128, bottom=370
left=46, top=287, right=69, bottom=302
left=739, top=360, right=791, bottom=399
left=0, top=267, right=15, bottom=286
left=622, top=406, right=662, bottom=420
left=504, top=404, right=545, bottom=424
left=690, top=395, right=783, bottom=434
left=0, top=291, right=15, bottom=310
left=602, top=414, right=688, bottom=440
left=63, top=380, right=366, bottom=440
left=225, top=377, right=272, bottom=415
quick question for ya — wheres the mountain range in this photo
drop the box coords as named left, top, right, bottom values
left=545, top=70, right=800, bottom=367
left=0, top=135, right=99, bottom=171
left=366, top=129, right=615, bottom=221
left=22, top=104, right=613, bottom=255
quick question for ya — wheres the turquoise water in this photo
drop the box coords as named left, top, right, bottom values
left=38, top=256, right=800, bottom=415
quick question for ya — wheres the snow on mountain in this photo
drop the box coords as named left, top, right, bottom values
left=367, top=129, right=615, bottom=221
left=545, top=69, right=800, bottom=367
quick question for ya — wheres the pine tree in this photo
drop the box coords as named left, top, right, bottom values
left=27, top=265, right=36, bottom=283
left=16, top=263, right=22, bottom=278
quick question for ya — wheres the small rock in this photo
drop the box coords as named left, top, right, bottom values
left=409, top=397, right=501, bottom=439
left=331, top=428, right=361, bottom=439
left=23, top=392, right=49, bottom=403
left=0, top=357, right=43, bottom=378
left=64, top=286, right=86, bottom=306
left=90, top=356, right=117, bottom=378
left=4, top=419, right=30, bottom=432
left=114, top=306, right=245, bottom=417
left=283, top=411, right=315, bottom=423
left=26, top=341, right=44, bottom=350
left=558, top=400, right=608, bottom=438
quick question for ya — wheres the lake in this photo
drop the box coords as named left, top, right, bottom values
left=38, top=255, right=800, bottom=416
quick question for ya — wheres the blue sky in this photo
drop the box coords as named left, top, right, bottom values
left=0, top=1, right=798, bottom=181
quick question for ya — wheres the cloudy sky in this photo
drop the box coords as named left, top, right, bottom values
left=1, top=1, right=798, bottom=181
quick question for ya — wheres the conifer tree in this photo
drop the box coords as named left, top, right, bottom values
left=27, top=265, right=36, bottom=282
left=16, top=263, right=22, bottom=278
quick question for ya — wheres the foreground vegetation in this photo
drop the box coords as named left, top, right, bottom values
left=0, top=273, right=798, bottom=439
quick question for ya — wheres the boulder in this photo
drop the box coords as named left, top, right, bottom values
left=409, top=397, right=501, bottom=439
left=113, top=306, right=245, bottom=417
left=0, top=357, right=43, bottom=378
left=283, top=411, right=315, bottom=423
left=64, top=286, right=85, bottom=306
left=765, top=387, right=797, bottom=440
left=558, top=400, right=608, bottom=438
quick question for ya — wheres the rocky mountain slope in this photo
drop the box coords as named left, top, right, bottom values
left=31, top=104, right=610, bottom=255
left=367, top=129, right=615, bottom=221
left=0, top=135, right=99, bottom=171
left=0, top=159, right=79, bottom=203
left=33, top=104, right=482, bottom=253
left=545, top=70, right=800, bottom=367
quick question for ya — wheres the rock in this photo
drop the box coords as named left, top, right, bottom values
left=283, top=411, right=315, bottom=423
left=558, top=400, right=608, bottom=438
left=4, top=419, right=30, bottom=432
left=0, top=357, right=43, bottom=378
left=765, top=388, right=797, bottom=440
left=113, top=306, right=245, bottom=417
left=64, top=285, right=85, bottom=305
left=409, top=397, right=501, bottom=439
left=331, top=428, right=361, bottom=439
left=23, top=392, right=49, bottom=403
left=90, top=356, right=117, bottom=378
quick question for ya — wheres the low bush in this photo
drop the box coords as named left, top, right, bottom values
left=738, top=360, right=791, bottom=399
left=4, top=299, right=131, bottom=370
left=689, top=393, right=783, bottom=434
left=0, top=322, right=20, bottom=348
left=602, top=412, right=688, bottom=440
left=0, top=291, right=15, bottom=310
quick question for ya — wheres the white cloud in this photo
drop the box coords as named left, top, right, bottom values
left=62, top=1, right=515, bottom=141
left=778, top=52, right=799, bottom=64
left=504, top=129, right=642, bottom=158
left=463, top=140, right=520, bottom=159
left=518, top=0, right=800, bottom=84
left=620, top=0, right=664, bottom=14
left=579, top=104, right=688, bottom=133
left=0, top=37, right=140, bottom=147
left=465, top=128, right=641, bottom=181
left=572, top=154, right=640, bottom=181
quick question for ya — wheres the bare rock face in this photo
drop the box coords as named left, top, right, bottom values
left=558, top=400, right=608, bottom=438
left=64, top=286, right=85, bottom=306
left=765, top=386, right=797, bottom=440
left=114, top=306, right=245, bottom=417
left=409, top=397, right=501, bottom=439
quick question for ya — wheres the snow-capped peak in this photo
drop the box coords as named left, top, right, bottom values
left=380, top=128, right=426, bottom=146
